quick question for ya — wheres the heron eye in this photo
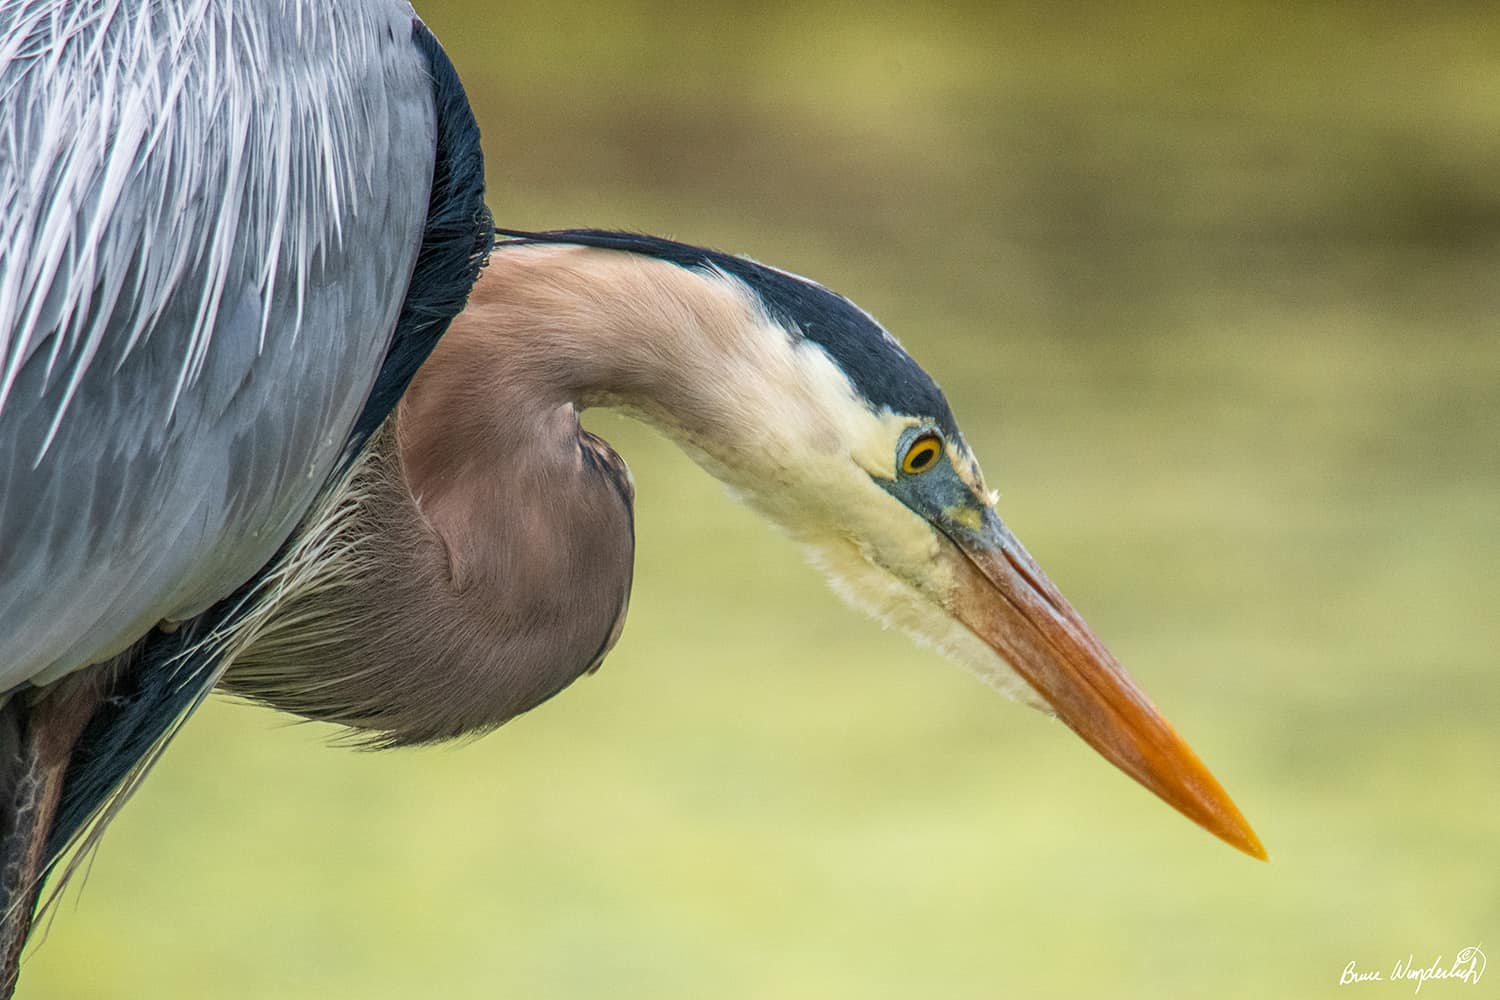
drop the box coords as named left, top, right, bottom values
left=901, top=434, right=943, bottom=475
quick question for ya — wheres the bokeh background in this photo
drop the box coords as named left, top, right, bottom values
left=23, top=3, right=1499, bottom=997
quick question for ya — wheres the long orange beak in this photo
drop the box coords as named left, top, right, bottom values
left=943, top=514, right=1266, bottom=860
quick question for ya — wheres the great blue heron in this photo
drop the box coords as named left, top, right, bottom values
left=0, top=0, right=1263, bottom=993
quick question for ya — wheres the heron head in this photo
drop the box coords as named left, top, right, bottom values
left=491, top=230, right=1264, bottom=859
left=720, top=246, right=1266, bottom=860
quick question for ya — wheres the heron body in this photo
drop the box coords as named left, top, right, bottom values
left=0, top=0, right=487, bottom=988
left=1, top=0, right=430, bottom=688
left=1, top=1, right=1263, bottom=992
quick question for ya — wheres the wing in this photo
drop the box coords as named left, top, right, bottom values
left=20, top=6, right=488, bottom=888
left=0, top=0, right=437, bottom=691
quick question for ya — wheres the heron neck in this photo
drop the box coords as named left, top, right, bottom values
left=444, top=243, right=851, bottom=501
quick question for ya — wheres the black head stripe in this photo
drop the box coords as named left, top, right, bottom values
left=493, top=229, right=962, bottom=441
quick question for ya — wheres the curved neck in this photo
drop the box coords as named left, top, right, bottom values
left=226, top=243, right=874, bottom=744
left=438, top=244, right=859, bottom=501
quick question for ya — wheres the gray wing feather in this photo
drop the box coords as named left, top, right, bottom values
left=0, top=0, right=436, bottom=688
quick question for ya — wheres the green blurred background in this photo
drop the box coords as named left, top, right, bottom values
left=24, top=2, right=1499, bottom=997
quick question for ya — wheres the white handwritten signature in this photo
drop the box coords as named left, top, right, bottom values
left=1340, top=947, right=1486, bottom=994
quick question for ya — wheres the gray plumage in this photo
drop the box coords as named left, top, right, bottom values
left=0, top=0, right=434, bottom=691
left=0, top=1, right=490, bottom=991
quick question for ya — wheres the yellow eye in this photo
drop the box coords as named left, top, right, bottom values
left=901, top=433, right=943, bottom=475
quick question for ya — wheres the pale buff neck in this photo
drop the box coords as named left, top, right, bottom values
left=403, top=244, right=854, bottom=501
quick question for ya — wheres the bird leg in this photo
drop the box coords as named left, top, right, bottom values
left=0, top=669, right=108, bottom=998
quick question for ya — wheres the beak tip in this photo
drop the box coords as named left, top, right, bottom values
left=1106, top=719, right=1269, bottom=863
left=1221, top=814, right=1269, bottom=862
left=1174, top=766, right=1268, bottom=862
